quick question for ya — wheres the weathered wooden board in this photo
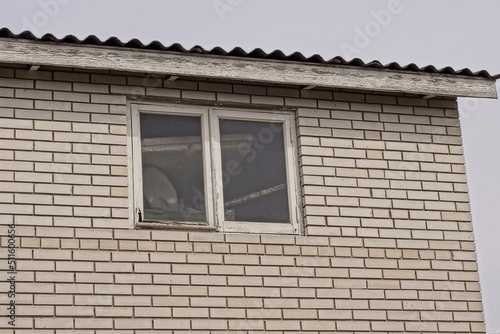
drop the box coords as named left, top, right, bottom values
left=0, top=38, right=496, bottom=98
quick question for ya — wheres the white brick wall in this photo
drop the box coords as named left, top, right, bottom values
left=0, top=65, right=485, bottom=333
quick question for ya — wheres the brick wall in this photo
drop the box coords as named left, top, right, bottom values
left=0, top=65, right=485, bottom=332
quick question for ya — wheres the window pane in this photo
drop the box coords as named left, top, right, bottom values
left=140, top=113, right=205, bottom=222
left=219, top=119, right=290, bottom=223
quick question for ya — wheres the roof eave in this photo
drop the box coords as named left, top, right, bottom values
left=0, top=38, right=497, bottom=99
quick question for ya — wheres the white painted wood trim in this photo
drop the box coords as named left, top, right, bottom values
left=129, top=103, right=301, bottom=234
left=131, top=103, right=215, bottom=228
left=285, top=114, right=302, bottom=235
left=223, top=221, right=297, bottom=234
left=211, top=108, right=299, bottom=235
left=0, top=38, right=496, bottom=98
left=200, top=109, right=215, bottom=229
left=210, top=109, right=224, bottom=232
left=126, top=103, right=138, bottom=229
left=129, top=104, right=144, bottom=226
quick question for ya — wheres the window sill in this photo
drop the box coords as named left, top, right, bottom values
left=136, top=221, right=217, bottom=232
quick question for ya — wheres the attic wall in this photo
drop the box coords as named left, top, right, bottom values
left=0, top=65, right=484, bottom=333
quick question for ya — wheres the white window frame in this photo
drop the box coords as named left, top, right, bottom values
left=129, top=102, right=301, bottom=235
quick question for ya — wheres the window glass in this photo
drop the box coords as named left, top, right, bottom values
left=140, top=113, right=206, bottom=222
left=219, top=119, right=289, bottom=223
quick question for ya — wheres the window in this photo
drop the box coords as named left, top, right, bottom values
left=129, top=103, right=301, bottom=234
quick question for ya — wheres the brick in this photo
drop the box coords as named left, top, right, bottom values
left=114, top=318, right=153, bottom=329
left=75, top=318, right=113, bottom=329
left=55, top=305, right=94, bottom=317
left=76, top=272, right=113, bottom=283
left=92, top=196, right=127, bottom=208
left=74, top=295, right=112, bottom=306
left=56, top=261, right=94, bottom=272
left=92, top=133, right=126, bottom=145
left=145, top=86, right=181, bottom=98
left=136, top=306, right=172, bottom=318
left=0, top=97, right=34, bottom=109
left=92, top=175, right=127, bottom=186
left=437, top=322, right=470, bottom=332
left=91, top=113, right=126, bottom=124
left=53, top=283, right=92, bottom=295
left=51, top=70, right=88, bottom=82
left=15, top=172, right=52, bottom=183
left=250, top=94, right=284, bottom=106
left=0, top=203, right=33, bottom=214
left=35, top=317, right=73, bottom=329
left=14, top=193, right=52, bottom=205
left=154, top=319, right=190, bottom=330
left=0, top=87, right=13, bottom=98
left=0, top=77, right=34, bottom=88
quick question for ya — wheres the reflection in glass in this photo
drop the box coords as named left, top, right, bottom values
left=219, top=119, right=289, bottom=223
left=140, top=113, right=205, bottom=222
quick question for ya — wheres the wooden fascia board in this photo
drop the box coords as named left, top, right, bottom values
left=0, top=38, right=497, bottom=99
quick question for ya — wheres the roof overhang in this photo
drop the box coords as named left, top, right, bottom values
left=0, top=38, right=497, bottom=99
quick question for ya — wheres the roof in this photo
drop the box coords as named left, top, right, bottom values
left=0, top=28, right=494, bottom=80
left=0, top=28, right=497, bottom=99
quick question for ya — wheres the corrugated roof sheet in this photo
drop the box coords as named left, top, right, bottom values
left=0, top=27, right=494, bottom=79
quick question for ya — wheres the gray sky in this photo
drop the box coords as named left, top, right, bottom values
left=1, top=0, right=499, bottom=331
